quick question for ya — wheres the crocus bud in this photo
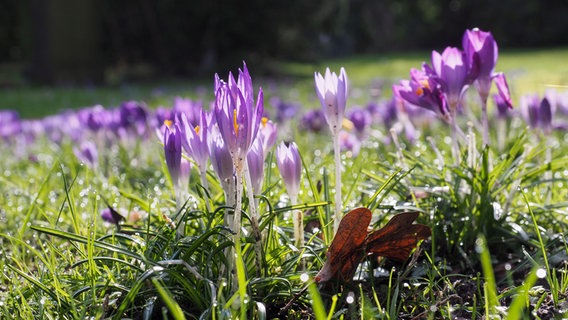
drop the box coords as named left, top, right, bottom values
left=276, top=141, right=302, bottom=200
left=163, top=121, right=182, bottom=185
left=315, top=67, right=348, bottom=134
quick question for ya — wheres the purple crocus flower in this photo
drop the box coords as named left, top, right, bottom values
left=430, top=47, right=469, bottom=110
left=271, top=97, right=300, bottom=123
left=393, top=68, right=450, bottom=121
left=0, top=110, right=21, bottom=140
left=258, top=117, right=278, bottom=156
left=119, top=101, right=148, bottom=137
left=348, top=107, right=372, bottom=137
left=520, top=95, right=553, bottom=134
left=463, top=28, right=498, bottom=93
left=276, top=141, right=302, bottom=200
left=208, top=124, right=234, bottom=183
left=314, top=67, right=348, bottom=134
left=493, top=72, right=513, bottom=109
left=101, top=207, right=124, bottom=225
left=214, top=63, right=264, bottom=170
left=73, top=141, right=98, bottom=168
left=179, top=110, right=210, bottom=172
left=154, top=107, right=175, bottom=127
left=493, top=93, right=511, bottom=119
left=246, top=138, right=265, bottom=193
left=300, top=109, right=327, bottom=133
left=174, top=97, right=203, bottom=127
left=338, top=131, right=361, bottom=157
left=163, top=121, right=183, bottom=185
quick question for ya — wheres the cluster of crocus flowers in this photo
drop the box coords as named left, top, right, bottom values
left=393, top=28, right=513, bottom=159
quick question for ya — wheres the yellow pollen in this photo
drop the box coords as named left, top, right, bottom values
left=415, top=87, right=424, bottom=96
left=233, top=109, right=239, bottom=135
left=164, top=120, right=173, bottom=128
left=194, top=126, right=200, bottom=134
left=342, top=118, right=354, bottom=130
left=261, top=117, right=268, bottom=128
left=419, top=79, right=430, bottom=90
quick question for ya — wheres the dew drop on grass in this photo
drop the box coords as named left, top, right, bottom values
left=346, top=292, right=355, bottom=304
left=536, top=268, right=547, bottom=279
left=504, top=263, right=512, bottom=271
left=300, top=273, right=309, bottom=282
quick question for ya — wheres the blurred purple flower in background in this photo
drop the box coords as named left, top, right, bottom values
left=300, top=109, right=327, bottom=133
left=520, top=94, right=553, bottom=134
left=73, top=140, right=98, bottom=168
left=174, top=97, right=203, bottom=127
left=270, top=97, right=300, bottom=123
left=338, top=131, right=361, bottom=157
left=118, top=101, right=149, bottom=138
left=347, top=107, right=372, bottom=138
left=258, top=117, right=278, bottom=156
left=0, top=110, right=21, bottom=140
left=101, top=207, right=124, bottom=225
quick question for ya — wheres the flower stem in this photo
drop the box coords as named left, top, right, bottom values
left=449, top=113, right=461, bottom=166
left=244, top=160, right=263, bottom=277
left=333, top=131, right=342, bottom=234
left=480, top=97, right=490, bottom=147
left=199, top=167, right=211, bottom=212
left=290, top=194, right=303, bottom=249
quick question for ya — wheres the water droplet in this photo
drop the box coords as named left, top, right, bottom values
left=536, top=268, right=547, bottom=279
left=346, top=292, right=355, bottom=304
left=300, top=273, right=309, bottom=282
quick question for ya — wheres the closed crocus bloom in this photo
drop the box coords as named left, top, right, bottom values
left=431, top=47, right=469, bottom=110
left=276, top=141, right=302, bottom=199
left=163, top=121, right=182, bottom=185
left=246, top=138, right=265, bottom=193
left=463, top=28, right=498, bottom=96
left=520, top=95, right=552, bottom=133
left=315, top=67, right=348, bottom=134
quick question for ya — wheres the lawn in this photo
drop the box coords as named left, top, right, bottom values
left=1, top=43, right=568, bottom=319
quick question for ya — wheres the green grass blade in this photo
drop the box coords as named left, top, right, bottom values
left=151, top=277, right=187, bottom=320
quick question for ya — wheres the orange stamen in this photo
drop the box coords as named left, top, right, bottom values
left=233, top=109, right=239, bottom=135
